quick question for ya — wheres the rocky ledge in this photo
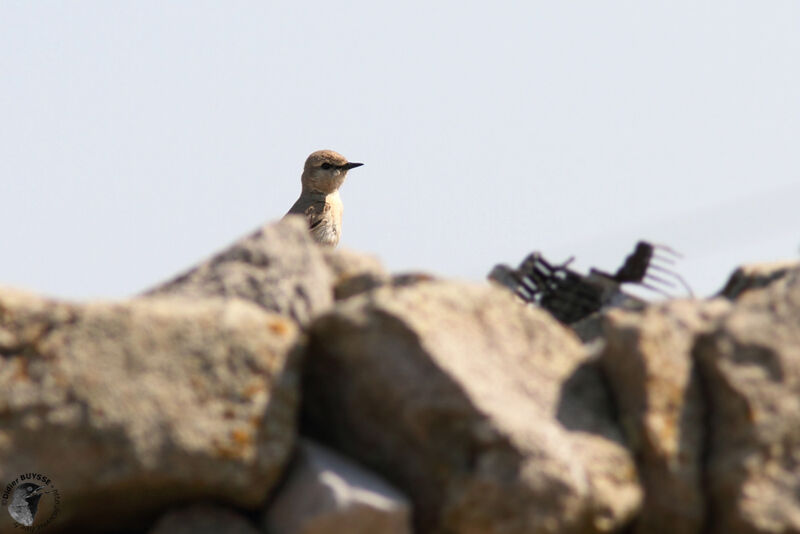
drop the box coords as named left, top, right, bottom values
left=0, top=216, right=798, bottom=534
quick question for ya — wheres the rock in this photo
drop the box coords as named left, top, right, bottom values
left=302, top=280, right=641, bottom=534
left=0, top=288, right=300, bottom=532
left=322, top=247, right=437, bottom=301
left=390, top=272, right=436, bottom=287
left=145, top=216, right=333, bottom=325
left=570, top=312, right=605, bottom=344
left=149, top=505, right=260, bottom=534
left=264, top=439, right=412, bottom=534
left=717, top=260, right=800, bottom=300
left=322, top=248, right=390, bottom=300
left=696, top=268, right=800, bottom=533
left=601, top=299, right=731, bottom=534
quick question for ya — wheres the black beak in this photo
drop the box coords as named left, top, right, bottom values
left=343, top=162, right=364, bottom=170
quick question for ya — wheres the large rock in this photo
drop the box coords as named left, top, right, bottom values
left=149, top=505, right=260, bottom=534
left=145, top=216, right=333, bottom=325
left=601, top=299, right=731, bottom=534
left=322, top=247, right=390, bottom=301
left=264, top=439, right=412, bottom=534
left=717, top=260, right=800, bottom=300
left=696, top=268, right=800, bottom=533
left=302, top=280, right=641, bottom=534
left=0, top=288, right=300, bottom=532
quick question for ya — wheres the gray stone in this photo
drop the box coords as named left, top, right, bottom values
left=717, top=260, right=800, bottom=300
left=149, top=505, right=260, bottom=534
left=0, top=288, right=300, bottom=532
left=601, top=298, right=731, bottom=534
left=697, top=268, right=800, bottom=533
left=264, top=439, right=412, bottom=534
left=145, top=216, right=333, bottom=325
left=322, top=247, right=390, bottom=301
left=302, top=280, right=641, bottom=534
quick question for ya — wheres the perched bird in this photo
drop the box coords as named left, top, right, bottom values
left=285, top=150, right=363, bottom=247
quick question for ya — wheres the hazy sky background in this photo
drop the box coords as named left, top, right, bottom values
left=2, top=2, right=798, bottom=300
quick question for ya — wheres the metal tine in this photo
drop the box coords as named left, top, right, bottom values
left=516, top=287, right=534, bottom=302
left=675, top=273, right=695, bottom=297
left=651, top=244, right=684, bottom=267
left=519, top=253, right=540, bottom=268
left=520, top=256, right=566, bottom=286
left=520, top=252, right=547, bottom=268
left=514, top=273, right=540, bottom=296
left=521, top=271, right=547, bottom=291
left=532, top=255, right=556, bottom=271
left=539, top=267, right=562, bottom=283
left=505, top=268, right=527, bottom=287
left=507, top=286, right=528, bottom=302
left=522, top=273, right=547, bottom=287
left=517, top=274, right=536, bottom=287
left=534, top=264, right=557, bottom=281
left=652, top=253, right=678, bottom=266
left=507, top=271, right=530, bottom=290
left=558, top=256, right=577, bottom=269
left=494, top=268, right=533, bottom=301
left=653, top=243, right=684, bottom=259
left=644, top=272, right=678, bottom=289
left=525, top=254, right=574, bottom=272
left=637, top=281, right=675, bottom=299
left=647, top=264, right=695, bottom=296
left=518, top=278, right=541, bottom=298
left=648, top=263, right=680, bottom=275
left=552, top=269, right=574, bottom=281
left=520, top=260, right=552, bottom=284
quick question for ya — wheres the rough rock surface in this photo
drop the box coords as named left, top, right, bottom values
left=322, top=248, right=390, bottom=300
left=264, top=439, right=412, bottom=534
left=302, top=280, right=641, bottom=534
left=696, top=268, right=800, bottom=534
left=149, top=505, right=260, bottom=534
left=145, top=216, right=333, bottom=325
left=601, top=299, right=731, bottom=534
left=717, top=260, right=800, bottom=300
left=0, top=289, right=300, bottom=532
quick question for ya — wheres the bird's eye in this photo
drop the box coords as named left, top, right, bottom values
left=321, top=163, right=332, bottom=170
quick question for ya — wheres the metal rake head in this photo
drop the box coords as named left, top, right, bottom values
left=491, top=253, right=606, bottom=323
left=488, top=240, right=693, bottom=327
left=613, top=241, right=694, bottom=297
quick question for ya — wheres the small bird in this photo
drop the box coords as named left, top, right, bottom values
left=285, top=150, right=363, bottom=247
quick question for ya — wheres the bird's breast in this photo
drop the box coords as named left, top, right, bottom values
left=311, top=221, right=340, bottom=247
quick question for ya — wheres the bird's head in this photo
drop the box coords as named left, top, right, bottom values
left=301, top=150, right=363, bottom=194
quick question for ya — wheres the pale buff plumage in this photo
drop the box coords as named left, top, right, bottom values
left=285, top=150, right=363, bottom=247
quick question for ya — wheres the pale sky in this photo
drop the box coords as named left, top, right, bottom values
left=2, top=2, right=798, bottom=300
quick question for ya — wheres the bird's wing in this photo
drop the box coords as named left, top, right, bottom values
left=306, top=203, right=330, bottom=230
left=286, top=197, right=329, bottom=230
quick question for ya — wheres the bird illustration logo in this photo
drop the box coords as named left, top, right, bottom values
left=7, top=482, right=49, bottom=526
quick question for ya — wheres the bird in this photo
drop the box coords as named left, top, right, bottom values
left=7, top=483, right=48, bottom=526
left=285, top=150, right=363, bottom=247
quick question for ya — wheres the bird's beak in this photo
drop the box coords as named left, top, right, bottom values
left=343, top=162, right=364, bottom=170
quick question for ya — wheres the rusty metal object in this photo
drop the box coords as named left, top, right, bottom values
left=489, top=241, right=692, bottom=326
